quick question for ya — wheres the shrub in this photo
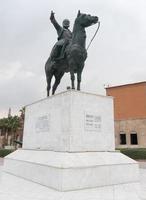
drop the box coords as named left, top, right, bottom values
left=117, top=148, right=146, bottom=160
left=0, top=149, right=14, bottom=157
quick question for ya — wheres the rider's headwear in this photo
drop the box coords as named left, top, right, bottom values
left=62, top=19, right=70, bottom=27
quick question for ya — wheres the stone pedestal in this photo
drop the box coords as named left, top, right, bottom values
left=23, top=90, right=115, bottom=152
left=4, top=150, right=139, bottom=192
left=3, top=91, right=141, bottom=199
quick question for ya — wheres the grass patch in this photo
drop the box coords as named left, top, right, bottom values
left=117, top=148, right=146, bottom=160
left=0, top=149, right=14, bottom=157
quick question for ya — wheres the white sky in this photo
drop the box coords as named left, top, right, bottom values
left=0, top=0, right=146, bottom=117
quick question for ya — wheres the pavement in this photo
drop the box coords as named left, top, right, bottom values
left=0, top=158, right=146, bottom=200
left=138, top=160, right=146, bottom=168
left=0, top=158, right=4, bottom=165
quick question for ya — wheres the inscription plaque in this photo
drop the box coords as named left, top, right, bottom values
left=35, top=115, right=50, bottom=133
left=85, top=113, right=101, bottom=132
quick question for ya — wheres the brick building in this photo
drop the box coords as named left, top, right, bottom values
left=106, top=81, right=146, bottom=148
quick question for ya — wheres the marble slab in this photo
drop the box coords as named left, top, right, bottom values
left=1, top=171, right=143, bottom=200
left=4, top=149, right=139, bottom=191
left=23, top=90, right=115, bottom=152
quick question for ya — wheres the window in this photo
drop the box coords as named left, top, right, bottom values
left=120, top=133, right=126, bottom=145
left=130, top=133, right=138, bottom=145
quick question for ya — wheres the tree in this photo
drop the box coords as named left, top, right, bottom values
left=19, top=107, right=25, bottom=120
left=8, top=116, right=20, bottom=146
left=0, top=116, right=21, bottom=147
left=0, top=118, right=8, bottom=134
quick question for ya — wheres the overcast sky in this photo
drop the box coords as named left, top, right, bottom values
left=0, top=0, right=146, bottom=117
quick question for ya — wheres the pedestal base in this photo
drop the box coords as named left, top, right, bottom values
left=0, top=171, right=141, bottom=200
left=1, top=91, right=143, bottom=199
left=4, top=149, right=139, bottom=192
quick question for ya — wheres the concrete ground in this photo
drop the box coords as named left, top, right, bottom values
left=0, top=158, right=4, bottom=165
left=0, top=158, right=146, bottom=200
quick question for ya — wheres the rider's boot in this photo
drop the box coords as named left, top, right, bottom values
left=51, top=46, right=62, bottom=61
left=56, top=42, right=68, bottom=60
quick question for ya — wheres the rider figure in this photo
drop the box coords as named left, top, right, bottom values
left=50, top=11, right=72, bottom=61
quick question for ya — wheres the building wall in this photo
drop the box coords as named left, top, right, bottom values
left=115, top=118, right=146, bottom=148
left=106, top=82, right=146, bottom=148
left=106, top=82, right=146, bottom=120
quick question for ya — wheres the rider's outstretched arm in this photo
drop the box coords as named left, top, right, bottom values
left=50, top=11, right=62, bottom=34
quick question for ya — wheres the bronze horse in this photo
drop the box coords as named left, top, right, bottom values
left=45, top=11, right=98, bottom=96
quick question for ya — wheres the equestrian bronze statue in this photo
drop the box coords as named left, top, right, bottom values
left=45, top=10, right=99, bottom=96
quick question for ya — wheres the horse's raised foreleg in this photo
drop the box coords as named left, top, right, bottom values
left=52, top=72, right=64, bottom=95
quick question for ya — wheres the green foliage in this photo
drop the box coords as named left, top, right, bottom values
left=117, top=148, right=146, bottom=160
left=0, top=149, right=14, bottom=157
left=19, top=107, right=25, bottom=120
left=0, top=115, right=21, bottom=147
left=0, top=116, right=20, bottom=133
left=0, top=118, right=8, bottom=131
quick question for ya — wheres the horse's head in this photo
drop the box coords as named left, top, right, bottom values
left=76, top=10, right=98, bottom=28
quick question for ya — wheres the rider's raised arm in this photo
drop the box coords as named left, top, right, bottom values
left=50, top=11, right=62, bottom=35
